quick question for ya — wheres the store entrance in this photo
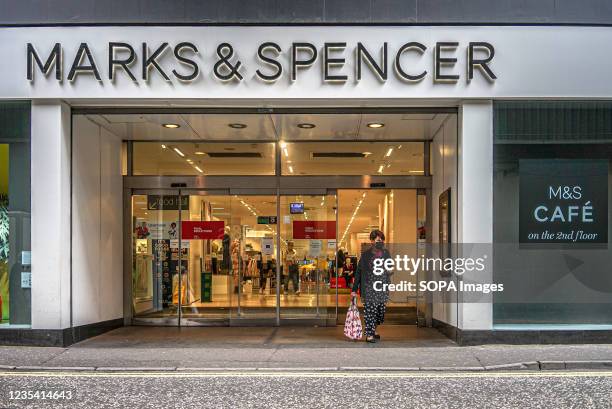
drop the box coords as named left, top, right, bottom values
left=108, top=108, right=456, bottom=327
left=130, top=187, right=427, bottom=326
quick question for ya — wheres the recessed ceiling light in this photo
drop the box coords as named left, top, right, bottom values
left=173, top=147, right=186, bottom=157
left=297, top=123, right=316, bottom=129
left=194, top=151, right=205, bottom=155
left=162, top=123, right=180, bottom=129
left=228, top=123, right=247, bottom=129
left=367, top=122, right=384, bottom=129
left=362, top=151, right=372, bottom=156
left=161, top=144, right=167, bottom=149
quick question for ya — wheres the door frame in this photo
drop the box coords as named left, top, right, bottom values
left=124, top=176, right=432, bottom=326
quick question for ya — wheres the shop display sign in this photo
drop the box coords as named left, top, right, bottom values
left=147, top=222, right=179, bottom=239
left=519, top=159, right=608, bottom=245
left=170, top=240, right=190, bottom=249
left=147, top=195, right=189, bottom=211
left=20, top=251, right=31, bottom=266
left=181, top=221, right=225, bottom=240
left=262, top=237, right=274, bottom=255
left=257, top=216, right=277, bottom=225
left=309, top=240, right=322, bottom=257
left=290, top=202, right=304, bottom=214
left=293, top=221, right=336, bottom=240
left=20, top=272, right=31, bottom=289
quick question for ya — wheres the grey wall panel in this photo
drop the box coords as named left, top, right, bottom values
left=324, top=0, right=371, bottom=22
left=278, top=0, right=324, bottom=23
left=555, top=0, right=612, bottom=24
left=0, top=0, right=611, bottom=25
left=417, top=0, right=556, bottom=23
left=371, top=0, right=417, bottom=23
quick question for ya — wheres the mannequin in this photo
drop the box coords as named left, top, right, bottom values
left=222, top=233, right=231, bottom=272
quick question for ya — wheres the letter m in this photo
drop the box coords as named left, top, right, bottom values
left=549, top=186, right=562, bottom=199
left=27, top=43, right=62, bottom=81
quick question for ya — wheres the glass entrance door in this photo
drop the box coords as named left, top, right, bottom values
left=226, top=194, right=278, bottom=323
left=131, top=189, right=280, bottom=325
left=131, top=190, right=186, bottom=324
left=177, top=192, right=232, bottom=324
left=279, top=192, right=338, bottom=323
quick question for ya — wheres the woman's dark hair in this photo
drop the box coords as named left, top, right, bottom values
left=369, top=229, right=385, bottom=241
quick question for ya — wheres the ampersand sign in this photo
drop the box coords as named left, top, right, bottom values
left=214, top=43, right=244, bottom=81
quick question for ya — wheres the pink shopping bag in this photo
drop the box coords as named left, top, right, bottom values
left=344, top=297, right=363, bottom=340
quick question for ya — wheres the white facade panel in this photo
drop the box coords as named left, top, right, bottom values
left=31, top=101, right=71, bottom=329
left=457, top=101, right=494, bottom=330
left=0, top=26, right=611, bottom=100
left=72, top=116, right=123, bottom=327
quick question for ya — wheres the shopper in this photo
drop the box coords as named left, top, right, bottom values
left=337, top=247, right=346, bottom=278
left=343, top=257, right=355, bottom=288
left=259, top=258, right=267, bottom=294
left=284, top=241, right=300, bottom=295
left=351, top=230, right=392, bottom=343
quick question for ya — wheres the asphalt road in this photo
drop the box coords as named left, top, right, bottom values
left=0, top=370, right=611, bottom=409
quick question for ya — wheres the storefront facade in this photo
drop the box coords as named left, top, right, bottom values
left=2, top=4, right=612, bottom=345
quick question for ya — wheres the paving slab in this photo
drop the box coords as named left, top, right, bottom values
left=45, top=347, right=278, bottom=368
left=564, top=360, right=612, bottom=370
left=0, top=346, right=66, bottom=367
left=471, top=345, right=612, bottom=367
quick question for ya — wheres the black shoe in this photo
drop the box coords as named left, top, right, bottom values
left=366, top=336, right=377, bottom=343
left=374, top=334, right=381, bottom=340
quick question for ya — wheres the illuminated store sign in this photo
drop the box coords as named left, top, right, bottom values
left=26, top=41, right=496, bottom=84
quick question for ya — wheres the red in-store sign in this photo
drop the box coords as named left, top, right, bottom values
left=293, top=221, right=336, bottom=240
left=181, top=221, right=225, bottom=240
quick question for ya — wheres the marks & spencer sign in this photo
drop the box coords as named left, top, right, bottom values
left=25, top=40, right=496, bottom=85
left=6, top=26, right=612, bottom=99
left=519, top=159, right=608, bottom=245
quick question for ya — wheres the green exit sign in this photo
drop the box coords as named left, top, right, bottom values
left=257, top=216, right=277, bottom=225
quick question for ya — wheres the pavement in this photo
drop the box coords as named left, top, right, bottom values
left=1, top=326, right=612, bottom=372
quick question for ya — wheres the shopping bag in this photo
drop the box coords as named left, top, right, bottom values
left=344, top=297, right=363, bottom=340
